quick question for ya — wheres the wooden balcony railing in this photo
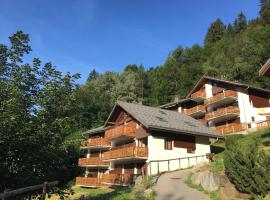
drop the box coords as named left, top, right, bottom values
left=78, top=157, right=109, bottom=166
left=184, top=105, right=206, bottom=116
left=103, top=146, right=148, bottom=160
left=256, top=120, right=270, bottom=130
left=105, top=122, right=136, bottom=140
left=205, top=106, right=240, bottom=121
left=80, top=137, right=111, bottom=149
left=101, top=174, right=139, bottom=185
left=213, top=123, right=248, bottom=135
left=76, top=177, right=104, bottom=187
left=205, top=90, right=238, bottom=107
left=191, top=90, right=206, bottom=100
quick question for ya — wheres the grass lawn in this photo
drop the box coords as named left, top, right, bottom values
left=45, top=186, right=134, bottom=200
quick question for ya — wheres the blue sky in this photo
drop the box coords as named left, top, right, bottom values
left=0, top=0, right=260, bottom=83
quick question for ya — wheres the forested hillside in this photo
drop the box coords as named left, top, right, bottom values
left=77, top=1, right=270, bottom=129
left=1, top=0, right=270, bottom=192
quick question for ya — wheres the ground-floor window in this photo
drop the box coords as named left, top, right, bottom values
left=164, top=138, right=173, bottom=150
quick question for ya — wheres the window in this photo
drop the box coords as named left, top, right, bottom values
left=251, top=117, right=255, bottom=122
left=164, top=138, right=173, bottom=150
left=138, top=138, right=148, bottom=147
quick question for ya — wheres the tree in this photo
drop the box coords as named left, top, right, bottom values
left=87, top=68, right=99, bottom=82
left=205, top=19, right=226, bottom=45
left=224, top=135, right=270, bottom=196
left=0, top=31, right=82, bottom=194
left=233, top=12, right=247, bottom=33
left=260, top=0, right=270, bottom=24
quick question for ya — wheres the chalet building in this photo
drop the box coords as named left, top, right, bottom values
left=76, top=101, right=221, bottom=187
left=259, top=58, right=270, bottom=77
left=160, top=76, right=270, bottom=135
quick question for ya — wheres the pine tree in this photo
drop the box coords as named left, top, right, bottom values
left=204, top=18, right=226, bottom=45
left=233, top=12, right=247, bottom=33
left=260, top=0, right=270, bottom=24
left=87, top=69, right=99, bottom=82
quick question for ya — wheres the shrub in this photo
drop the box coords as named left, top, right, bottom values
left=224, top=135, right=270, bottom=196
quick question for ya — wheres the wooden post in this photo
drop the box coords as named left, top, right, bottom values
left=150, top=162, right=152, bottom=176
left=41, top=182, right=47, bottom=200
left=168, top=160, right=170, bottom=171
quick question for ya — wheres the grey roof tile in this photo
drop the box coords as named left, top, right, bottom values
left=117, top=101, right=222, bottom=138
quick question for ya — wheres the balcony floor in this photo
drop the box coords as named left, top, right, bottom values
left=80, top=145, right=111, bottom=151
left=103, top=156, right=148, bottom=162
left=79, top=164, right=109, bottom=169
left=208, top=113, right=239, bottom=124
left=189, top=111, right=205, bottom=118
left=206, top=97, right=237, bottom=108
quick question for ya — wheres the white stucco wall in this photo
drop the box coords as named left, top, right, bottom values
left=205, top=83, right=213, bottom=98
left=147, top=135, right=210, bottom=175
left=237, top=91, right=267, bottom=126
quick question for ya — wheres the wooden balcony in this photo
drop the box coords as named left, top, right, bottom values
left=213, top=123, right=248, bottom=135
left=76, top=177, right=104, bottom=187
left=78, top=157, right=109, bottom=168
left=101, top=174, right=139, bottom=186
left=80, top=137, right=111, bottom=150
left=184, top=105, right=206, bottom=118
left=105, top=121, right=136, bottom=141
left=204, top=90, right=238, bottom=108
left=206, top=106, right=240, bottom=123
left=103, top=145, right=148, bottom=161
left=256, top=120, right=270, bottom=130
left=190, top=90, right=206, bottom=102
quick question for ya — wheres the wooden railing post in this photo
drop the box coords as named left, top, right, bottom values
left=168, top=160, right=170, bottom=171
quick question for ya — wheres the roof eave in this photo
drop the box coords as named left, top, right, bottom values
left=148, top=125, right=223, bottom=139
left=259, top=59, right=270, bottom=76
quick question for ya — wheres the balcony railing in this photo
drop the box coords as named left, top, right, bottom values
left=190, top=90, right=206, bottom=101
left=76, top=177, right=103, bottom=187
left=256, top=120, right=270, bottom=130
left=213, top=123, right=248, bottom=135
left=80, top=137, right=111, bottom=149
left=204, top=90, right=238, bottom=107
left=184, top=105, right=206, bottom=117
left=103, top=146, right=148, bottom=161
left=78, top=157, right=109, bottom=167
left=205, top=106, right=240, bottom=121
left=101, top=174, right=139, bottom=185
left=105, top=122, right=136, bottom=140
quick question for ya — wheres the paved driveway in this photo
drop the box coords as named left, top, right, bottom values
left=153, top=169, right=210, bottom=200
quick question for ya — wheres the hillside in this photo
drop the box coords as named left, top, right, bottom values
left=76, top=2, right=270, bottom=130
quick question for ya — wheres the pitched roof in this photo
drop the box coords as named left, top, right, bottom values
left=106, top=101, right=222, bottom=138
left=186, top=76, right=270, bottom=98
left=81, top=126, right=106, bottom=136
left=259, top=58, right=270, bottom=77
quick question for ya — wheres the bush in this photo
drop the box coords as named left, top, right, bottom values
left=224, top=135, right=270, bottom=196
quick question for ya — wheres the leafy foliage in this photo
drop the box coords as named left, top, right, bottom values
left=0, top=31, right=82, bottom=193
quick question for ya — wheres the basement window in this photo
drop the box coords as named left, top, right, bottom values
left=164, top=138, right=173, bottom=150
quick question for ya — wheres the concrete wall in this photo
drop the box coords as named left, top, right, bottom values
left=147, top=135, right=210, bottom=175
left=237, top=91, right=267, bottom=127
left=205, top=83, right=213, bottom=98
